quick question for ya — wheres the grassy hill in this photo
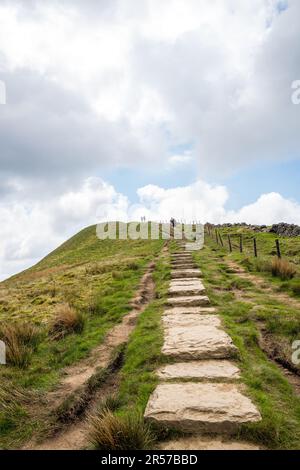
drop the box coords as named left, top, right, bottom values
left=2, top=223, right=300, bottom=450
left=0, top=224, right=164, bottom=323
left=0, top=223, right=165, bottom=448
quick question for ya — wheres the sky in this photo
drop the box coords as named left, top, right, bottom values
left=0, top=0, right=300, bottom=280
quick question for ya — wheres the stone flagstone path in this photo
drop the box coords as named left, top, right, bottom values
left=144, top=243, right=262, bottom=450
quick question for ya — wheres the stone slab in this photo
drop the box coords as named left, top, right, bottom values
left=166, top=295, right=210, bottom=307
left=171, top=270, right=201, bottom=279
left=168, top=283, right=206, bottom=296
left=162, top=324, right=237, bottom=359
left=144, top=383, right=261, bottom=433
left=164, top=307, right=217, bottom=315
left=171, top=262, right=196, bottom=268
left=163, top=314, right=221, bottom=328
left=170, top=278, right=204, bottom=285
left=157, top=360, right=240, bottom=381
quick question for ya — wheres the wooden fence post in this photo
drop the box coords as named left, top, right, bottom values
left=253, top=237, right=257, bottom=258
left=228, top=234, right=232, bottom=253
left=275, top=239, right=281, bottom=259
left=215, top=230, right=219, bottom=244
left=218, top=231, right=224, bottom=247
left=239, top=234, right=243, bottom=253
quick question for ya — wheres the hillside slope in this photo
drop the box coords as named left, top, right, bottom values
left=0, top=223, right=164, bottom=448
left=0, top=224, right=163, bottom=323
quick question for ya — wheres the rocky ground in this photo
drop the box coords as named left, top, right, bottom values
left=211, top=222, right=300, bottom=237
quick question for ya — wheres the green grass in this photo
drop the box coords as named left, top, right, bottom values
left=212, top=225, right=300, bottom=295
left=0, top=223, right=165, bottom=449
left=117, top=255, right=170, bottom=416
left=193, top=239, right=300, bottom=449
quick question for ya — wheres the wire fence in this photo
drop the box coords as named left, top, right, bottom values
left=205, top=224, right=283, bottom=259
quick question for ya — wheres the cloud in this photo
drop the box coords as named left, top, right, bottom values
left=136, top=180, right=228, bottom=222
left=168, top=151, right=192, bottom=167
left=134, top=182, right=300, bottom=226
left=225, top=192, right=300, bottom=225
left=1, top=0, right=299, bottom=182
left=0, top=69, right=167, bottom=182
left=131, top=0, right=300, bottom=175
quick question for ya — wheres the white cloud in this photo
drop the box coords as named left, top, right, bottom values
left=1, top=0, right=299, bottom=179
left=55, top=177, right=129, bottom=229
left=168, top=151, right=192, bottom=167
left=224, top=192, right=300, bottom=225
left=136, top=180, right=228, bottom=222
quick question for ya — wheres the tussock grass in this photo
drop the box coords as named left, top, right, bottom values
left=85, top=263, right=113, bottom=276
left=49, top=303, right=85, bottom=340
left=88, top=410, right=153, bottom=450
left=96, top=395, right=121, bottom=414
left=0, top=322, right=41, bottom=368
left=271, top=258, right=296, bottom=281
left=126, top=261, right=139, bottom=271
left=241, top=256, right=297, bottom=282
left=266, top=317, right=300, bottom=337
left=252, top=258, right=273, bottom=273
left=0, top=383, right=33, bottom=413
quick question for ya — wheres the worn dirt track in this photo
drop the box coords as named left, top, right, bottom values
left=25, top=259, right=158, bottom=450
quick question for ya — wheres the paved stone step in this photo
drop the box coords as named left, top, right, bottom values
left=172, top=253, right=193, bottom=258
left=144, top=383, right=261, bottom=433
left=168, top=282, right=206, bottom=296
left=171, top=269, right=201, bottom=279
left=171, top=266, right=198, bottom=271
left=169, top=279, right=204, bottom=289
left=171, top=263, right=197, bottom=271
left=166, top=295, right=210, bottom=307
left=172, top=255, right=193, bottom=260
left=171, top=259, right=194, bottom=264
left=157, top=360, right=240, bottom=381
left=162, top=324, right=238, bottom=359
left=163, top=314, right=221, bottom=328
left=168, top=287, right=206, bottom=297
left=164, top=307, right=217, bottom=315
left=171, top=264, right=196, bottom=269
left=171, top=261, right=196, bottom=266
left=170, top=278, right=202, bottom=284
left=160, top=437, right=260, bottom=450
